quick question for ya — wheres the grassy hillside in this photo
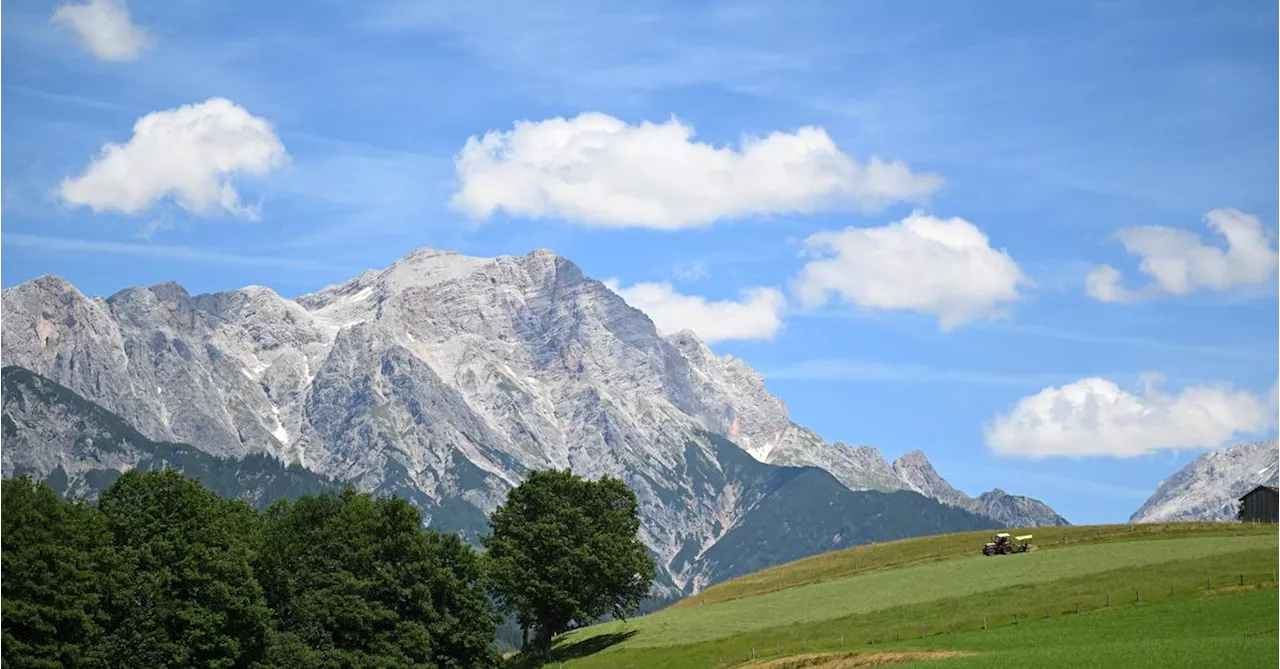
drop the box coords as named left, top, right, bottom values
left=549, top=523, right=1277, bottom=668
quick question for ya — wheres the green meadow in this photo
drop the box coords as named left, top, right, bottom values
left=547, top=524, right=1278, bottom=668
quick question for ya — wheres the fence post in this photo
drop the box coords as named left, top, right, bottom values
left=775, top=644, right=780, bottom=656
left=840, top=633, right=845, bottom=647
left=1105, top=593, right=1110, bottom=607
left=982, top=616, right=987, bottom=630
left=1240, top=574, right=1245, bottom=587
left=1075, top=601, right=1080, bottom=614
left=920, top=626, right=926, bottom=639
left=895, top=631, right=900, bottom=642
left=1206, top=576, right=1211, bottom=590
left=1168, top=584, right=1173, bottom=597
left=1134, top=588, right=1140, bottom=602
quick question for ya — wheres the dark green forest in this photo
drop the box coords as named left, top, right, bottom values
left=2, top=469, right=656, bottom=668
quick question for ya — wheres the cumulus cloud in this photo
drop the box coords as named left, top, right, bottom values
left=605, top=280, right=785, bottom=342
left=791, top=211, right=1026, bottom=329
left=58, top=98, right=288, bottom=219
left=451, top=112, right=943, bottom=229
left=986, top=376, right=1276, bottom=458
left=1086, top=208, right=1279, bottom=302
left=51, top=0, right=153, bottom=61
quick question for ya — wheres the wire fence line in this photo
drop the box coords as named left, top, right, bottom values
left=710, top=571, right=1278, bottom=668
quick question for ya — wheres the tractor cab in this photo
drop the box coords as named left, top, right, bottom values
left=982, top=532, right=1031, bottom=556
left=983, top=533, right=1011, bottom=554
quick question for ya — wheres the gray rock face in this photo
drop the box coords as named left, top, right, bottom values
left=1, top=246, right=1065, bottom=589
left=892, top=450, right=1069, bottom=527
left=2, top=366, right=336, bottom=507
left=1, top=365, right=146, bottom=494
left=1130, top=440, right=1280, bottom=523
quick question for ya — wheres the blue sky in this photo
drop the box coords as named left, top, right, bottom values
left=2, top=0, right=1277, bottom=524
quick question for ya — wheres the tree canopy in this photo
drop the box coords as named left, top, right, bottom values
left=2, top=476, right=114, bottom=668
left=483, top=469, right=656, bottom=658
left=256, top=489, right=499, bottom=668
left=1, top=473, right=500, bottom=668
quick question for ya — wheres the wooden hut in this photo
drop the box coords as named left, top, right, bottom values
left=1237, top=485, right=1279, bottom=524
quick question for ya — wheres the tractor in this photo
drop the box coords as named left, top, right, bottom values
left=982, top=533, right=1033, bottom=556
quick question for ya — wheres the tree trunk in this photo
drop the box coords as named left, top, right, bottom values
left=521, top=623, right=529, bottom=652
left=535, top=625, right=554, bottom=660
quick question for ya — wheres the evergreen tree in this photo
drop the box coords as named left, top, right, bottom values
left=483, top=469, right=656, bottom=658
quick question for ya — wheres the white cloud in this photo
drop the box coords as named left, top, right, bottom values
left=58, top=98, right=288, bottom=219
left=51, top=0, right=153, bottom=61
left=605, top=280, right=785, bottom=342
left=451, top=112, right=942, bottom=229
left=986, top=376, right=1275, bottom=458
left=791, top=210, right=1026, bottom=329
left=1087, top=208, right=1279, bottom=302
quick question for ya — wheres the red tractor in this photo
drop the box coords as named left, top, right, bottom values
left=982, top=533, right=1032, bottom=556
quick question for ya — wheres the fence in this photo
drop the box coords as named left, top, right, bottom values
left=709, top=570, right=1277, bottom=668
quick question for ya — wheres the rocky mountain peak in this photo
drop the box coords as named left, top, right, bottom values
left=892, top=449, right=969, bottom=507
left=1130, top=439, right=1279, bottom=523
left=2, top=245, right=1070, bottom=591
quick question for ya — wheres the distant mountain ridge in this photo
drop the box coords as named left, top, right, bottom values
left=892, top=450, right=1068, bottom=527
left=1, top=247, right=1062, bottom=592
left=1130, top=440, right=1279, bottom=523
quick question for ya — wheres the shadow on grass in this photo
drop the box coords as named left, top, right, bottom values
left=554, top=630, right=639, bottom=661
left=506, top=630, right=640, bottom=667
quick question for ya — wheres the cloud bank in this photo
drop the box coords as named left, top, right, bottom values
left=792, top=211, right=1026, bottom=329
left=1087, top=208, right=1278, bottom=302
left=51, top=0, right=153, bottom=61
left=605, top=280, right=785, bottom=342
left=986, top=376, right=1275, bottom=458
left=58, top=98, right=288, bottom=219
left=452, top=112, right=942, bottom=229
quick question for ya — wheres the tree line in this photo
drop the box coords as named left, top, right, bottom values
left=2, top=468, right=655, bottom=667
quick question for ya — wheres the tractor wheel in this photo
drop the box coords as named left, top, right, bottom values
left=1001, top=545, right=1013, bottom=555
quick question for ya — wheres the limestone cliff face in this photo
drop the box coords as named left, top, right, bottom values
left=1, top=246, right=1063, bottom=590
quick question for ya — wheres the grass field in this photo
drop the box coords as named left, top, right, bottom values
left=545, top=523, right=1278, bottom=668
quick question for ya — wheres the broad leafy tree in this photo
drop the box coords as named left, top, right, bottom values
left=256, top=488, right=500, bottom=668
left=96, top=469, right=272, bottom=668
left=483, top=469, right=656, bottom=658
left=1, top=477, right=115, bottom=668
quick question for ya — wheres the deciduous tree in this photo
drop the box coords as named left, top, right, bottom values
left=483, top=470, right=655, bottom=658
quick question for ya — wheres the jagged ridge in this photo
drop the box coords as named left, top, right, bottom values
left=1, top=247, right=1063, bottom=590
left=892, top=450, right=1069, bottom=527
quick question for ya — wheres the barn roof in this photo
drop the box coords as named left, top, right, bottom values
left=1238, top=485, right=1279, bottom=500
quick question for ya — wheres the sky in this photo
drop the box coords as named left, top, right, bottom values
left=2, top=0, right=1277, bottom=524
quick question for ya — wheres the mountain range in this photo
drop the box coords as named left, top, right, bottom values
left=1, top=247, right=1065, bottom=593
